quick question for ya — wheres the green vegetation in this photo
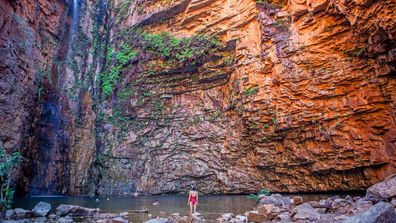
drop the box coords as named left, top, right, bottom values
left=223, top=56, right=235, bottom=66
left=188, top=116, right=202, bottom=126
left=256, top=0, right=267, bottom=4
left=140, top=31, right=221, bottom=64
left=101, top=44, right=137, bottom=97
left=209, top=110, right=222, bottom=122
left=0, top=146, right=22, bottom=211
left=244, top=86, right=259, bottom=96
left=247, top=189, right=271, bottom=201
left=100, top=28, right=223, bottom=98
left=343, top=47, right=366, bottom=58
left=271, top=117, right=278, bottom=126
left=114, top=0, right=133, bottom=24
left=118, top=86, right=135, bottom=100
left=100, top=29, right=223, bottom=97
left=273, top=18, right=289, bottom=31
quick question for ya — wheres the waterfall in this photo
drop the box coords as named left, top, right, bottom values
left=68, top=0, right=79, bottom=51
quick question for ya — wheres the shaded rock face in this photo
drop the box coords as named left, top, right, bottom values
left=0, top=0, right=395, bottom=195
left=0, top=0, right=98, bottom=195
left=0, top=0, right=70, bottom=194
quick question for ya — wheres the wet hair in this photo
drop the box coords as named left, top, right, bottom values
left=191, top=185, right=196, bottom=191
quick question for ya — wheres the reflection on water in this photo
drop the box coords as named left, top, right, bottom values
left=15, top=195, right=256, bottom=222
left=14, top=193, right=362, bottom=222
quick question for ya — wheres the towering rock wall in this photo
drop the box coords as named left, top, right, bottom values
left=0, top=0, right=395, bottom=195
left=91, top=0, right=396, bottom=194
left=0, top=0, right=70, bottom=194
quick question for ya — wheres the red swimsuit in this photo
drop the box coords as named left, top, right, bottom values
left=189, top=194, right=197, bottom=205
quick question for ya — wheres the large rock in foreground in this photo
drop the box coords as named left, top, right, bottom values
left=367, top=174, right=396, bottom=200
left=344, top=202, right=396, bottom=223
left=258, top=194, right=291, bottom=209
left=32, top=202, right=51, bottom=217
left=56, top=204, right=100, bottom=217
left=292, top=203, right=320, bottom=221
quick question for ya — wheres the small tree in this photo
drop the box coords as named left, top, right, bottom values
left=0, top=146, right=22, bottom=211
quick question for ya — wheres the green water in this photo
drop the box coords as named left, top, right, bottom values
left=13, top=193, right=347, bottom=222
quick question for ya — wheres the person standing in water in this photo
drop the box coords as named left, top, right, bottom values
left=188, top=186, right=198, bottom=215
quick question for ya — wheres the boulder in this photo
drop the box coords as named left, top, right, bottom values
left=247, top=211, right=268, bottom=222
left=48, top=214, right=56, bottom=219
left=344, top=202, right=396, bottom=223
left=258, top=194, right=291, bottom=208
left=345, top=195, right=354, bottom=202
left=257, top=204, right=275, bottom=214
left=120, top=212, right=128, bottom=217
left=366, top=174, right=396, bottom=200
left=168, top=213, right=189, bottom=223
left=144, top=218, right=169, bottom=223
left=352, top=199, right=373, bottom=212
left=32, top=201, right=51, bottom=217
left=5, top=209, right=15, bottom=220
left=277, top=212, right=291, bottom=221
left=14, top=208, right=32, bottom=219
left=331, top=198, right=353, bottom=209
left=390, top=198, right=396, bottom=207
left=56, top=204, right=100, bottom=217
left=292, top=203, right=320, bottom=221
left=217, top=213, right=233, bottom=221
left=235, top=215, right=247, bottom=222
left=292, top=196, right=303, bottom=205
left=191, top=213, right=204, bottom=223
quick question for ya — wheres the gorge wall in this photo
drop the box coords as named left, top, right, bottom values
left=0, top=0, right=395, bottom=196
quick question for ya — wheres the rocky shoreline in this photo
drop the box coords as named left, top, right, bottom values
left=2, top=175, right=396, bottom=223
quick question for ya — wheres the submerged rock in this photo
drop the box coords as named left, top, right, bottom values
left=112, top=217, right=129, bottom=223
left=32, top=202, right=51, bottom=217
left=144, top=218, right=169, bottom=223
left=344, top=202, right=396, bottom=223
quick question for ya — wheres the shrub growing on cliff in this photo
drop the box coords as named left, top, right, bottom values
left=133, top=30, right=222, bottom=64
left=247, top=189, right=271, bottom=201
left=244, top=86, right=259, bottom=96
left=0, top=146, right=22, bottom=212
left=101, top=44, right=137, bottom=97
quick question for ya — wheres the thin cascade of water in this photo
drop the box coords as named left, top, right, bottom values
left=68, top=0, right=79, bottom=52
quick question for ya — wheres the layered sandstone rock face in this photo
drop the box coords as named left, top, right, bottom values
left=0, top=0, right=395, bottom=195
left=93, top=0, right=396, bottom=194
